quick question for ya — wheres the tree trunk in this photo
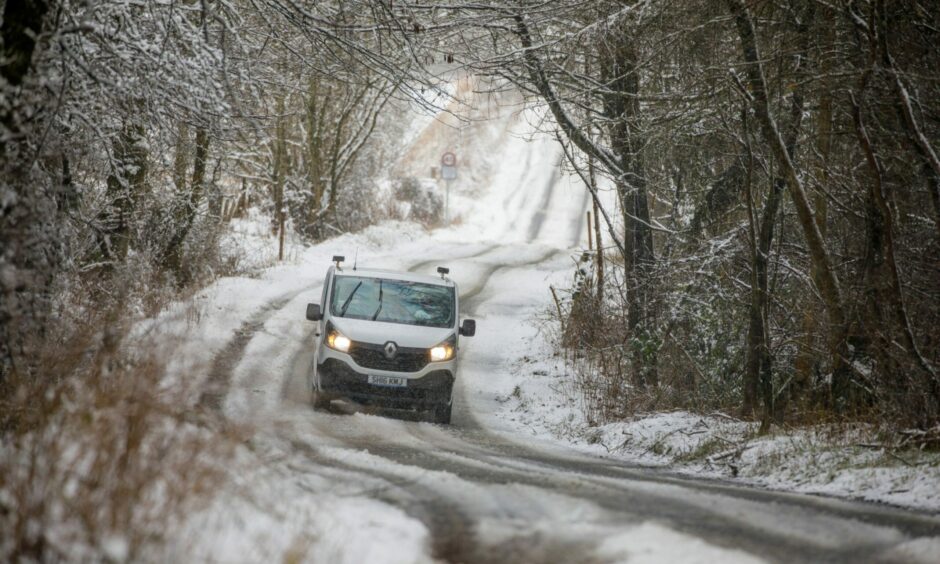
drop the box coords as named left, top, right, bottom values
left=746, top=1, right=811, bottom=427
left=599, top=35, right=657, bottom=388
left=172, top=122, right=190, bottom=192
left=795, top=5, right=834, bottom=404
left=727, top=0, right=852, bottom=410
left=0, top=0, right=51, bottom=382
left=742, top=145, right=788, bottom=425
left=852, top=1, right=939, bottom=417
left=164, top=127, right=209, bottom=281
left=305, top=77, right=328, bottom=239
left=748, top=174, right=785, bottom=429
left=591, top=158, right=605, bottom=308
left=100, top=121, right=148, bottom=262
left=273, top=96, right=287, bottom=261
left=192, top=128, right=210, bottom=212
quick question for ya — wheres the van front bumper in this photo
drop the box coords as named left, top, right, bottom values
left=317, top=358, right=454, bottom=410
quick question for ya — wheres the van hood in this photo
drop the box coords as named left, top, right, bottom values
left=330, top=317, right=454, bottom=349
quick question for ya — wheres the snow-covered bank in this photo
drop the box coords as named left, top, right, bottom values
left=483, top=325, right=940, bottom=513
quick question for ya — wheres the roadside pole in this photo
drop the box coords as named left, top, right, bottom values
left=441, top=151, right=457, bottom=224
left=445, top=179, right=451, bottom=223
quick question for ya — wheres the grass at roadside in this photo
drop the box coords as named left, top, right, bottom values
left=0, top=280, right=240, bottom=561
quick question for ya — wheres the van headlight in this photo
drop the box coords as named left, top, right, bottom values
left=429, top=336, right=456, bottom=362
left=326, top=328, right=352, bottom=353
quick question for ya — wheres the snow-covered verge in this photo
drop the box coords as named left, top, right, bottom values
left=484, top=324, right=940, bottom=513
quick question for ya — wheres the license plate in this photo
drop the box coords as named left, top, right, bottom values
left=367, top=374, right=407, bottom=387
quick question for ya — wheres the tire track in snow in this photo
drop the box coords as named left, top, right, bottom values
left=278, top=246, right=641, bottom=562
left=526, top=157, right=563, bottom=242
left=284, top=431, right=613, bottom=564
left=198, top=289, right=313, bottom=412
left=272, top=245, right=587, bottom=562
left=284, top=404, right=940, bottom=564
left=406, top=242, right=501, bottom=279
left=287, top=437, right=480, bottom=563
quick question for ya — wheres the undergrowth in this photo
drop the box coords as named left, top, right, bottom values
left=0, top=266, right=238, bottom=561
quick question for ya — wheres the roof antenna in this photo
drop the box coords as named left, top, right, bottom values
left=353, top=247, right=359, bottom=271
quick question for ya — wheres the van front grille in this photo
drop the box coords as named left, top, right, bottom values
left=350, top=342, right=429, bottom=373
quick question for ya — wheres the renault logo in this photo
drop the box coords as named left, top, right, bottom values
left=383, top=341, right=398, bottom=359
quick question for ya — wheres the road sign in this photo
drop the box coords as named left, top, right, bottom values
left=441, top=152, right=457, bottom=180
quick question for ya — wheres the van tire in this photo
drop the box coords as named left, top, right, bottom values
left=431, top=402, right=452, bottom=424
left=311, top=386, right=331, bottom=410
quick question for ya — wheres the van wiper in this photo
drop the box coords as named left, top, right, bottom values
left=371, top=279, right=383, bottom=320
left=339, top=281, right=363, bottom=317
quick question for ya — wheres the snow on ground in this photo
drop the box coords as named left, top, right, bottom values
left=594, top=522, right=764, bottom=564
left=317, top=442, right=768, bottom=564
left=168, top=438, right=432, bottom=564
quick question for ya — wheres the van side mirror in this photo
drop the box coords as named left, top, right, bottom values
left=459, top=319, right=476, bottom=337
left=306, top=303, right=322, bottom=321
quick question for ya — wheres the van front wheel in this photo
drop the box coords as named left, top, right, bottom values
left=431, top=402, right=452, bottom=425
left=311, top=386, right=331, bottom=410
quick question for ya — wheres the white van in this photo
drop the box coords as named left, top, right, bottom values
left=305, top=256, right=476, bottom=424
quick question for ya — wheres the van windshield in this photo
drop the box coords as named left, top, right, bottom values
left=330, top=276, right=456, bottom=328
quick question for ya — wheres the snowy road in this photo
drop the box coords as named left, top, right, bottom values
left=184, top=92, right=940, bottom=563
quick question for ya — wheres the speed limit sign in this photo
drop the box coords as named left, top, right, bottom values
left=441, top=151, right=457, bottom=180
